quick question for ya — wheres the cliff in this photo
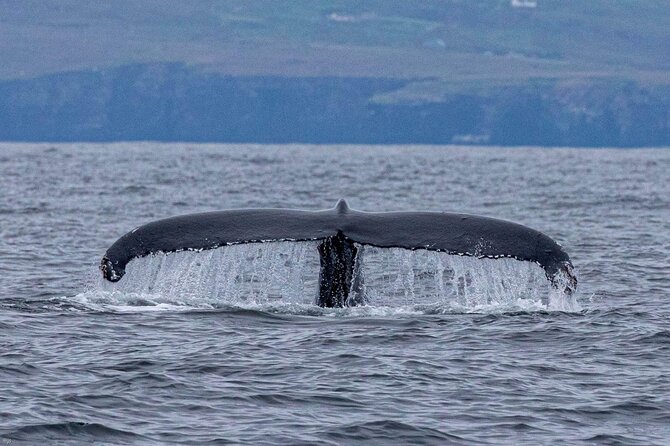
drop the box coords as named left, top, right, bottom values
left=1, top=64, right=667, bottom=146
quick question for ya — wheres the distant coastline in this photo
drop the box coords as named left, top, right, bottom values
left=1, top=63, right=668, bottom=147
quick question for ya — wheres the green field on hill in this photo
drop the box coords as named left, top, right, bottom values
left=2, top=0, right=668, bottom=83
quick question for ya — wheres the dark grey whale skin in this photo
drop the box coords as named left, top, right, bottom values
left=101, top=199, right=574, bottom=291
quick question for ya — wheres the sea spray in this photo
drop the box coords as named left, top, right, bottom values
left=90, top=241, right=580, bottom=313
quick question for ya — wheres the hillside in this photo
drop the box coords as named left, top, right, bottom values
left=1, top=1, right=668, bottom=145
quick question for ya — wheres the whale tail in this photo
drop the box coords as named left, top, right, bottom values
left=101, top=200, right=576, bottom=307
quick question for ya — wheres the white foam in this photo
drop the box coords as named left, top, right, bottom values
left=80, top=241, right=580, bottom=314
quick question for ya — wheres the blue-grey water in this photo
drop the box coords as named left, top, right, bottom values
left=1, top=143, right=669, bottom=445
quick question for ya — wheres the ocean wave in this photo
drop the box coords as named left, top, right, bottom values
left=3, top=421, right=149, bottom=444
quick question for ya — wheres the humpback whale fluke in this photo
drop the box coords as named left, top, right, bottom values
left=101, top=200, right=576, bottom=307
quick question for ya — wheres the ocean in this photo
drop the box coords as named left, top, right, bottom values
left=1, top=143, right=668, bottom=444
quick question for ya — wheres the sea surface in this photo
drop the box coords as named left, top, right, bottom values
left=1, top=143, right=669, bottom=445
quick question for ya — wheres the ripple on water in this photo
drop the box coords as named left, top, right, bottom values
left=1, top=144, right=669, bottom=445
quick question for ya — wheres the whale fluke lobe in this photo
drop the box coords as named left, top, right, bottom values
left=101, top=200, right=576, bottom=306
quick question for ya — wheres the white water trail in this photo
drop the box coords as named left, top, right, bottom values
left=79, top=241, right=580, bottom=313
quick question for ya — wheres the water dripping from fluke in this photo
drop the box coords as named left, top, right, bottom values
left=93, top=201, right=579, bottom=314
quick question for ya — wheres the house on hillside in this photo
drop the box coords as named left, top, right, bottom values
left=511, top=0, right=537, bottom=8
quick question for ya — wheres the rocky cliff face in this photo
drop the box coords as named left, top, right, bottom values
left=1, top=64, right=668, bottom=146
